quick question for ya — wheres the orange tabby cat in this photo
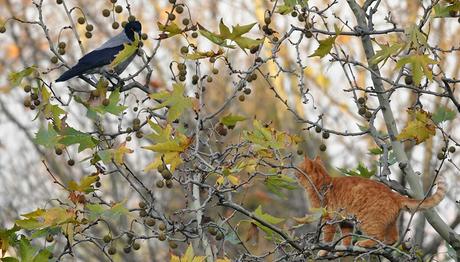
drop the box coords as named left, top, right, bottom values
left=296, top=156, right=446, bottom=255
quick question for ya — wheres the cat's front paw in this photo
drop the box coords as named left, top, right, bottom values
left=317, top=250, right=329, bottom=257
left=355, top=239, right=377, bottom=248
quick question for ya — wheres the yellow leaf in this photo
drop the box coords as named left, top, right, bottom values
left=110, top=33, right=139, bottom=69
left=170, top=254, right=181, bottom=262
left=292, top=214, right=320, bottom=224
left=67, top=175, right=98, bottom=193
left=309, top=35, right=337, bottom=58
left=183, top=244, right=195, bottom=262
left=216, top=176, right=224, bottom=185
left=21, top=208, right=46, bottom=219
left=192, top=257, right=207, bottom=262
left=396, top=109, right=436, bottom=144
left=216, top=258, right=231, bottom=262
left=61, top=222, right=75, bottom=245
left=143, top=141, right=187, bottom=153
left=150, top=83, right=192, bottom=122
left=143, top=122, right=192, bottom=172
left=113, top=142, right=134, bottom=165
left=170, top=244, right=207, bottom=262
left=43, top=207, right=75, bottom=226
left=143, top=151, right=183, bottom=172
left=228, top=175, right=239, bottom=185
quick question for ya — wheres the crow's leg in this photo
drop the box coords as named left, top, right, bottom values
left=102, top=70, right=125, bottom=90
left=100, top=70, right=121, bottom=90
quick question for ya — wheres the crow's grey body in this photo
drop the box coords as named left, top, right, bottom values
left=56, top=21, right=142, bottom=82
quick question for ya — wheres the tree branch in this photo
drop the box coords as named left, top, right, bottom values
left=346, top=0, right=460, bottom=254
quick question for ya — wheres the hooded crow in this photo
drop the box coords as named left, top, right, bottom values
left=56, top=20, right=142, bottom=82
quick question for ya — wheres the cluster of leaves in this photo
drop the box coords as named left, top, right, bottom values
left=397, top=107, right=456, bottom=145
left=3, top=57, right=308, bottom=260
left=370, top=26, right=439, bottom=86
left=198, top=19, right=263, bottom=50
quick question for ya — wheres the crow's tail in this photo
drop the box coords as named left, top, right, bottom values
left=56, top=66, right=86, bottom=82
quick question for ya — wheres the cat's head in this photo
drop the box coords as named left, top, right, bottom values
left=300, top=156, right=326, bottom=174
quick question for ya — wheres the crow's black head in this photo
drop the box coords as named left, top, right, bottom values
left=124, top=21, right=142, bottom=41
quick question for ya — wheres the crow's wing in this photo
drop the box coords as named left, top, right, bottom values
left=56, top=45, right=124, bottom=82
left=95, top=32, right=131, bottom=51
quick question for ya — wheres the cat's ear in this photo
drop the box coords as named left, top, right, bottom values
left=302, top=156, right=310, bottom=166
left=301, top=156, right=312, bottom=170
left=314, top=156, right=324, bottom=165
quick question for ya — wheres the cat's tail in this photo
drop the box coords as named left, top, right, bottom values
left=400, top=175, right=447, bottom=212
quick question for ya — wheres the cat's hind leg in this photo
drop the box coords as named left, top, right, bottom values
left=340, top=225, right=354, bottom=247
left=318, top=223, right=337, bottom=257
left=333, top=225, right=353, bottom=256
left=384, top=221, right=399, bottom=245
left=355, top=221, right=386, bottom=248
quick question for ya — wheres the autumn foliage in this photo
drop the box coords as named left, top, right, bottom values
left=0, top=0, right=459, bottom=261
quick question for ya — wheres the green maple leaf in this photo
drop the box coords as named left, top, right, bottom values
left=198, top=23, right=234, bottom=48
left=157, top=22, right=182, bottom=37
left=150, top=83, right=192, bottom=122
left=356, top=163, right=376, bottom=178
left=30, top=86, right=66, bottom=129
left=74, top=79, right=123, bottom=118
left=185, top=48, right=224, bottom=60
left=432, top=106, right=456, bottom=124
left=276, top=5, right=294, bottom=14
left=8, top=66, right=37, bottom=87
left=218, top=19, right=232, bottom=39
left=229, top=22, right=257, bottom=39
left=33, top=124, right=59, bottom=148
left=59, top=127, right=99, bottom=152
left=18, top=238, right=36, bottom=262
left=276, top=0, right=307, bottom=14
left=92, top=88, right=127, bottom=116
left=433, top=2, right=460, bottom=18
left=97, top=149, right=112, bottom=164
left=0, top=225, right=20, bottom=257
left=265, top=174, right=298, bottom=199
left=309, top=36, right=337, bottom=58
left=405, top=25, right=428, bottom=49
left=370, top=42, right=405, bottom=65
left=43, top=104, right=66, bottom=129
left=234, top=36, right=263, bottom=50
left=250, top=205, right=285, bottom=240
left=396, top=54, right=437, bottom=85
left=244, top=120, right=287, bottom=151
left=230, top=22, right=263, bottom=50
left=198, top=20, right=262, bottom=50
left=254, top=205, right=284, bottom=224
left=220, top=113, right=246, bottom=128
left=396, top=108, right=436, bottom=144
left=86, top=202, right=128, bottom=221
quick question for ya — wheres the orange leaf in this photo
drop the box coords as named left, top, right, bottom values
left=6, top=44, right=19, bottom=59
